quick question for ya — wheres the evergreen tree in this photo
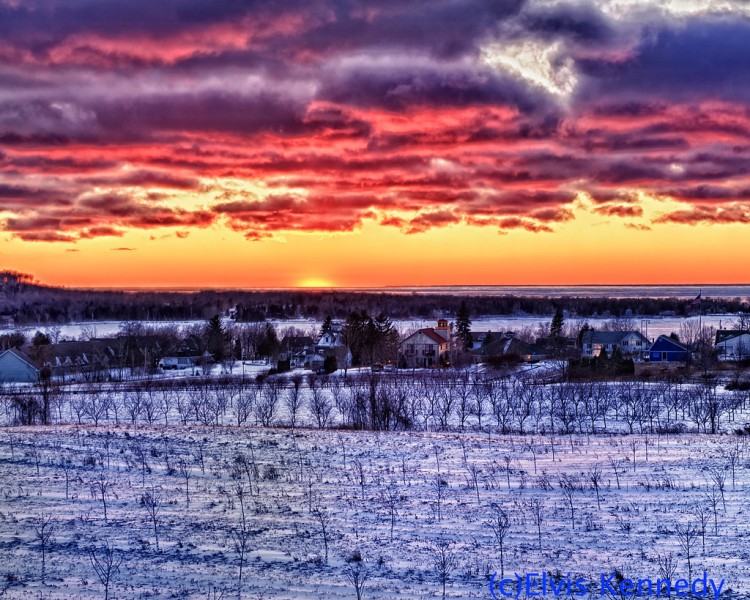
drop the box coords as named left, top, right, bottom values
left=257, top=324, right=279, bottom=360
left=206, top=315, right=226, bottom=362
left=323, top=355, right=338, bottom=374
left=321, top=316, right=334, bottom=336
left=551, top=308, right=564, bottom=339
left=455, top=301, right=472, bottom=352
left=32, top=331, right=51, bottom=347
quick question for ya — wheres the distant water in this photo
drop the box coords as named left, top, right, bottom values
left=113, top=285, right=750, bottom=300
left=376, top=285, right=750, bottom=300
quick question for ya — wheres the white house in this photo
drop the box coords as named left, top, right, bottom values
left=715, top=330, right=750, bottom=359
left=580, top=330, right=650, bottom=359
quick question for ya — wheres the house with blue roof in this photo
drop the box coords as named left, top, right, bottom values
left=649, top=335, right=689, bottom=363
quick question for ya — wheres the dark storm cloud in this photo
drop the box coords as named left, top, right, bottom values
left=521, top=3, right=613, bottom=44
left=577, top=19, right=750, bottom=103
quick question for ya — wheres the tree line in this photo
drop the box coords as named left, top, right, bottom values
left=2, top=270, right=749, bottom=325
left=4, top=369, right=748, bottom=435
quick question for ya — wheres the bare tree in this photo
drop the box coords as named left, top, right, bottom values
left=230, top=524, right=253, bottom=599
left=177, top=457, right=192, bottom=507
left=693, top=506, right=709, bottom=552
left=467, top=464, right=481, bottom=504
left=33, top=515, right=56, bottom=583
left=675, top=523, right=699, bottom=581
left=91, top=471, right=111, bottom=523
left=141, top=488, right=163, bottom=551
left=558, top=474, right=578, bottom=531
left=588, top=466, right=603, bottom=510
left=90, top=541, right=122, bottom=600
left=312, top=505, right=331, bottom=563
left=254, top=377, right=281, bottom=427
left=431, top=539, right=457, bottom=600
left=345, top=550, right=369, bottom=600
left=656, top=552, right=678, bottom=584
left=432, top=474, right=445, bottom=522
left=286, top=372, right=305, bottom=430
left=608, top=456, right=622, bottom=490
left=308, top=375, right=333, bottom=429
left=59, top=454, right=74, bottom=500
left=723, top=441, right=741, bottom=491
left=380, top=484, right=400, bottom=542
left=526, top=498, right=544, bottom=551
left=708, top=467, right=727, bottom=511
left=705, top=486, right=721, bottom=536
left=486, top=507, right=511, bottom=576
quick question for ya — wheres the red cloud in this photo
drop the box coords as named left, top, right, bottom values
left=593, top=204, right=644, bottom=218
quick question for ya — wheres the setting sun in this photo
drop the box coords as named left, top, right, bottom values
left=296, top=277, right=336, bottom=289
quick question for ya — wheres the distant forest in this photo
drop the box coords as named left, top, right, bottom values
left=1, top=271, right=749, bottom=325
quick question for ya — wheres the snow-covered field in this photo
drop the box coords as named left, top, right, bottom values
left=1, top=425, right=749, bottom=599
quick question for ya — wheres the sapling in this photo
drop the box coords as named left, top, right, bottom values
left=345, top=550, right=369, bottom=600
left=141, top=488, right=163, bottom=551
left=487, top=507, right=511, bottom=577
left=33, top=515, right=56, bottom=583
left=89, top=541, right=122, bottom=600
left=431, top=539, right=457, bottom=600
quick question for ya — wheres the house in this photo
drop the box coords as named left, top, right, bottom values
left=38, top=339, right=129, bottom=380
left=158, top=337, right=204, bottom=370
left=399, top=322, right=451, bottom=368
left=0, top=315, right=14, bottom=328
left=649, top=335, right=690, bottom=363
left=315, top=324, right=352, bottom=369
left=715, top=330, right=750, bottom=360
left=580, top=330, right=650, bottom=359
left=470, top=332, right=541, bottom=363
left=0, top=348, right=40, bottom=383
left=279, top=336, right=315, bottom=368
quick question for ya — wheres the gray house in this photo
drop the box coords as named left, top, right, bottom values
left=580, top=330, right=650, bottom=359
left=0, top=348, right=40, bottom=383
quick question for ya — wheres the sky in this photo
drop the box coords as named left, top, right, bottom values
left=2, top=0, right=750, bottom=288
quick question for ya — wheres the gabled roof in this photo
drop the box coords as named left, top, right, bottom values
left=650, top=335, right=688, bottom=352
left=715, top=329, right=750, bottom=344
left=280, top=336, right=314, bottom=352
left=402, top=328, right=449, bottom=345
left=1, top=347, right=41, bottom=371
left=581, top=330, right=648, bottom=345
left=471, top=336, right=534, bottom=357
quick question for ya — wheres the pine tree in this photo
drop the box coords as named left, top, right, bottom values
left=551, top=308, right=564, bottom=340
left=455, top=301, right=472, bottom=352
left=206, top=315, right=226, bottom=362
left=321, top=316, right=334, bottom=336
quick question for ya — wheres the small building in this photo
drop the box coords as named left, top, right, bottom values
left=649, top=335, right=689, bottom=363
left=0, top=348, right=40, bottom=383
left=715, top=330, right=750, bottom=360
left=314, top=325, right=352, bottom=369
left=580, top=330, right=650, bottom=359
left=279, top=336, right=315, bottom=368
left=399, top=324, right=451, bottom=368
left=158, top=337, right=203, bottom=370
left=470, top=332, right=541, bottom=363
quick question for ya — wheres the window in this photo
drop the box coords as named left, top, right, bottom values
left=662, top=352, right=667, bottom=360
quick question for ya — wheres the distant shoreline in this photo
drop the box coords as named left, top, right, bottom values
left=75, top=284, right=750, bottom=300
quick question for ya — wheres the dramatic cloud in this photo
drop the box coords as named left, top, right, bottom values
left=2, top=0, right=750, bottom=244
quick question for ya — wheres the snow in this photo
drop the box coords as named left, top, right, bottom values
left=0, top=422, right=748, bottom=599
